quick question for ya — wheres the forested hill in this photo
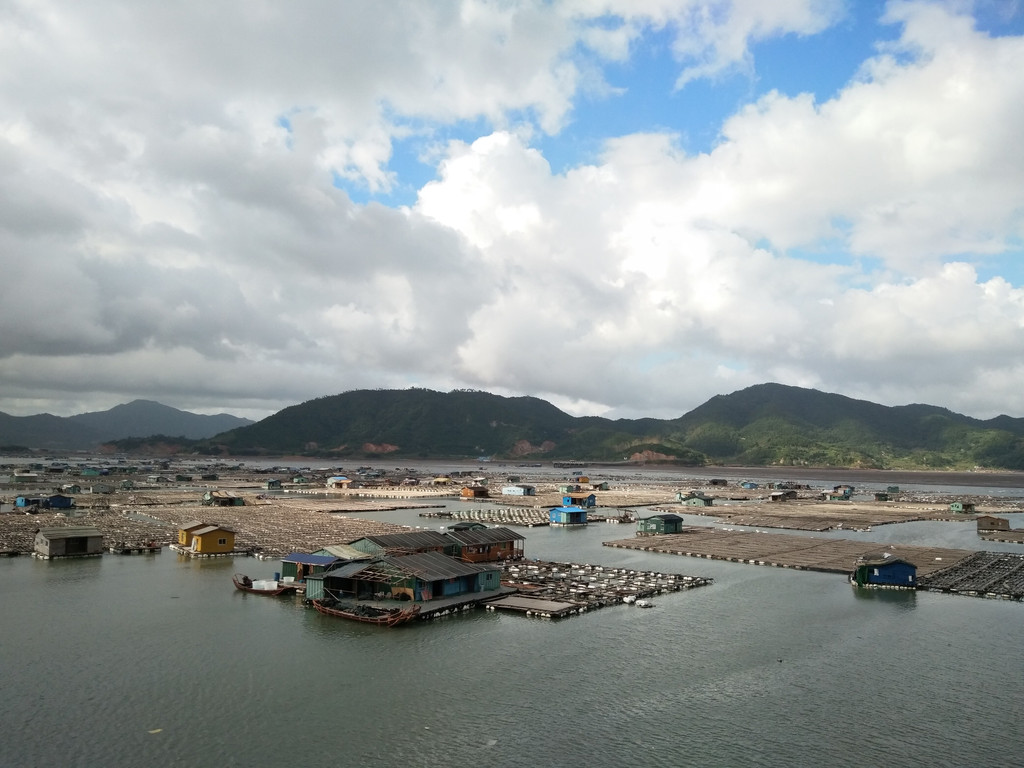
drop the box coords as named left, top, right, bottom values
left=186, top=384, right=1024, bottom=470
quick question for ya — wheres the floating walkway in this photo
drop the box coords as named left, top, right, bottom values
left=420, top=507, right=550, bottom=527
left=485, top=594, right=584, bottom=618
left=108, top=544, right=162, bottom=555
left=604, top=528, right=969, bottom=576
left=605, top=528, right=1024, bottom=601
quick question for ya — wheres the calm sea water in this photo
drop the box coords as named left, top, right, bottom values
left=3, top=502, right=1024, bottom=767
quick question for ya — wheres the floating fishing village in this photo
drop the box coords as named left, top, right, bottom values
left=3, top=459, right=1024, bottom=628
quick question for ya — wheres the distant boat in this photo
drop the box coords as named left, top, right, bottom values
left=311, top=598, right=421, bottom=626
left=232, top=574, right=296, bottom=596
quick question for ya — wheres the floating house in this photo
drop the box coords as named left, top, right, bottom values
left=47, top=494, right=75, bottom=510
left=177, top=521, right=207, bottom=547
left=448, top=521, right=488, bottom=532
left=281, top=553, right=340, bottom=581
left=851, top=555, right=917, bottom=588
left=562, top=493, right=596, bottom=508
left=444, top=526, right=525, bottom=562
left=768, top=490, right=798, bottom=502
left=740, top=481, right=759, bottom=490
left=15, top=496, right=46, bottom=508
left=88, top=483, right=114, bottom=495
left=501, top=484, right=536, bottom=496
left=549, top=506, right=587, bottom=526
left=637, top=513, right=685, bottom=535
left=315, top=551, right=501, bottom=602
left=679, top=494, right=713, bottom=508
left=62, top=483, right=82, bottom=494
left=950, top=501, right=976, bottom=514
left=264, top=479, right=282, bottom=490
left=203, top=490, right=245, bottom=506
left=34, top=526, right=104, bottom=559
left=589, top=481, right=610, bottom=491
left=823, top=490, right=851, bottom=502
left=326, top=476, right=352, bottom=489
left=977, top=515, right=1010, bottom=532
left=348, top=530, right=454, bottom=558
left=460, top=485, right=489, bottom=499
left=874, top=492, right=890, bottom=502
left=188, top=525, right=235, bottom=554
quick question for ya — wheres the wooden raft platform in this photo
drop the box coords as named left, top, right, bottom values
left=603, top=528, right=971, bottom=576
left=485, top=595, right=582, bottom=618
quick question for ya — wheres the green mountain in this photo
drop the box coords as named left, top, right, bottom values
left=208, top=388, right=668, bottom=461
left=100, top=383, right=1024, bottom=471
left=665, top=383, right=1024, bottom=469
left=0, top=400, right=253, bottom=450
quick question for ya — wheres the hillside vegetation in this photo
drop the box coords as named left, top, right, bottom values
left=151, top=383, right=1024, bottom=470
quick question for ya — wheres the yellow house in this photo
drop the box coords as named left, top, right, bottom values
left=189, top=525, right=235, bottom=554
left=178, top=521, right=207, bottom=547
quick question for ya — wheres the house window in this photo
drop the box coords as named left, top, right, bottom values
left=218, top=538, right=227, bottom=545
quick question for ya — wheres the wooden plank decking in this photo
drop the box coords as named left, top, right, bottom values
left=603, top=528, right=972, bottom=576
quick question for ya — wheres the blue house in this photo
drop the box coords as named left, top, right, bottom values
left=47, top=494, right=75, bottom=509
left=562, top=493, right=596, bottom=508
left=851, top=556, right=917, bottom=588
left=549, top=506, right=588, bottom=526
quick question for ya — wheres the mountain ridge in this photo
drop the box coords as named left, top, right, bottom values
left=7, top=384, right=1024, bottom=471
left=0, top=400, right=254, bottom=450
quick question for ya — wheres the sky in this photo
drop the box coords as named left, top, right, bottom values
left=2, top=0, right=1024, bottom=422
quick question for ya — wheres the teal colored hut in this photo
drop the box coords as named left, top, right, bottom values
left=316, top=552, right=500, bottom=602
left=549, top=506, right=587, bottom=526
left=637, top=513, right=685, bottom=536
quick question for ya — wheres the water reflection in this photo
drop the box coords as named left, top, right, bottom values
left=850, top=585, right=918, bottom=609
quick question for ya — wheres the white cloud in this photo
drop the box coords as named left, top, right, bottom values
left=2, top=1, right=1024, bottom=424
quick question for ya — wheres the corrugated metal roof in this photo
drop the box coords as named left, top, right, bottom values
left=36, top=526, right=103, bottom=539
left=445, top=527, right=525, bottom=545
left=643, top=513, right=684, bottom=522
left=281, top=553, right=338, bottom=566
left=317, top=544, right=372, bottom=560
left=359, top=531, right=452, bottom=550
left=381, top=551, right=490, bottom=581
left=322, top=560, right=374, bottom=580
left=179, top=520, right=206, bottom=530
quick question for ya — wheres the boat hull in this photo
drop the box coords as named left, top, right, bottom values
left=311, top=598, right=421, bottom=626
left=233, top=574, right=293, bottom=596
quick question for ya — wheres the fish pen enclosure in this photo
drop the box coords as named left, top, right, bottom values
left=918, top=552, right=1024, bottom=599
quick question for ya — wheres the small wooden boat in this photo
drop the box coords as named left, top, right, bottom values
left=233, top=573, right=292, bottom=596
left=311, top=598, right=421, bottom=626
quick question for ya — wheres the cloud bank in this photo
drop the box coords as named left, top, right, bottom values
left=1, top=1, right=1023, bottom=421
